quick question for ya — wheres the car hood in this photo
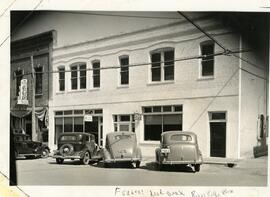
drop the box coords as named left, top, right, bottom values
left=108, top=139, right=136, bottom=159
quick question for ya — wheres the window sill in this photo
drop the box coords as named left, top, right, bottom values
left=117, top=85, right=129, bottom=89
left=147, top=80, right=174, bottom=86
left=197, top=76, right=215, bottom=81
left=55, top=91, right=66, bottom=95
left=67, top=89, right=87, bottom=94
left=88, top=88, right=100, bottom=92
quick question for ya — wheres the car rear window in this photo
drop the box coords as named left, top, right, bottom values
left=60, top=135, right=82, bottom=141
left=114, top=135, right=133, bottom=140
left=170, top=134, right=192, bottom=141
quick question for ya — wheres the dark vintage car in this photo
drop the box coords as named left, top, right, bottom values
left=103, top=132, right=142, bottom=168
left=155, top=131, right=203, bottom=172
left=14, top=133, right=50, bottom=159
left=53, top=132, right=102, bottom=165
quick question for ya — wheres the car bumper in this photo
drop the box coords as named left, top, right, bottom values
left=52, top=155, right=81, bottom=159
left=160, top=160, right=203, bottom=165
left=104, top=157, right=141, bottom=163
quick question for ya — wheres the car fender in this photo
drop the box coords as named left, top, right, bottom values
left=155, top=148, right=161, bottom=162
left=102, top=148, right=111, bottom=160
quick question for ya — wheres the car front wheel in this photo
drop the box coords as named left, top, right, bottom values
left=41, top=149, right=49, bottom=158
left=56, top=158, right=64, bottom=164
left=82, top=151, right=90, bottom=165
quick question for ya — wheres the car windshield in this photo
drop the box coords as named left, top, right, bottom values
left=170, top=134, right=192, bottom=141
left=60, top=135, right=82, bottom=141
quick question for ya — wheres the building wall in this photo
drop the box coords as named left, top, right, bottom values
left=47, top=15, right=242, bottom=159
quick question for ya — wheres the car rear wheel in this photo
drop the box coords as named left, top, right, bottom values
left=195, top=164, right=200, bottom=172
left=136, top=161, right=140, bottom=168
left=56, top=158, right=64, bottom=164
left=82, top=151, right=90, bottom=165
left=41, top=149, right=49, bottom=158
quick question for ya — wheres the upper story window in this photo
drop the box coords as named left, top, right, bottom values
left=119, top=56, right=129, bottom=85
left=151, top=48, right=174, bottom=82
left=92, top=61, right=100, bottom=88
left=70, top=63, right=86, bottom=90
left=58, top=67, right=65, bottom=91
left=34, top=66, right=43, bottom=95
left=200, top=41, right=215, bottom=77
left=14, top=69, right=23, bottom=96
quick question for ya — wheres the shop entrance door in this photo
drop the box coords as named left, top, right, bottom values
left=209, top=112, right=226, bottom=158
left=85, top=116, right=103, bottom=146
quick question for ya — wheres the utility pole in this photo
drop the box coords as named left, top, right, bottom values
left=31, top=55, right=36, bottom=141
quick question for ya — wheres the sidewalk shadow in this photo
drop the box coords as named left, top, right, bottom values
left=141, top=161, right=195, bottom=173
left=48, top=159, right=98, bottom=166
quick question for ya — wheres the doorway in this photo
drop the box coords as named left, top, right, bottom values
left=209, top=112, right=226, bottom=157
left=85, top=116, right=103, bottom=146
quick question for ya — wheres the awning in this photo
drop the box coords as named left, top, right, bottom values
left=10, top=110, right=31, bottom=118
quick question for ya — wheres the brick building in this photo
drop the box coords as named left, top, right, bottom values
left=11, top=11, right=268, bottom=158
left=10, top=31, right=54, bottom=143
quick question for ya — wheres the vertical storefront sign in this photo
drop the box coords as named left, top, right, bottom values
left=17, top=79, right=29, bottom=105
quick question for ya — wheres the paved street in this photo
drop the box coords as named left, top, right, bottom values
left=16, top=156, right=267, bottom=186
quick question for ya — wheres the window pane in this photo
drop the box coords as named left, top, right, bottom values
left=64, top=117, right=73, bottom=132
left=55, top=111, right=63, bottom=116
left=120, top=57, right=129, bottom=85
left=35, top=67, right=43, bottom=95
left=80, top=65, right=86, bottom=89
left=64, top=110, right=73, bottom=115
left=74, top=110, right=83, bottom=114
left=211, top=112, right=226, bottom=120
left=202, top=60, right=214, bottom=76
left=93, top=62, right=100, bottom=88
left=151, top=53, right=161, bottom=81
left=74, top=117, right=83, bottom=132
left=144, top=115, right=162, bottom=141
left=153, top=106, right=161, bottom=112
left=119, top=124, right=130, bottom=132
left=163, top=114, right=182, bottom=132
left=174, top=105, right=182, bottom=112
left=164, top=50, right=174, bottom=80
left=94, top=109, right=103, bottom=114
left=201, top=43, right=214, bottom=76
left=114, top=123, right=118, bottom=131
left=144, top=107, right=152, bottom=113
left=71, top=66, right=78, bottom=89
left=163, top=106, right=172, bottom=112
left=59, top=68, right=65, bottom=91
left=55, top=119, right=63, bottom=144
left=120, top=115, right=130, bottom=122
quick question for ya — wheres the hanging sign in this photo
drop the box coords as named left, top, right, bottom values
left=17, top=79, right=29, bottom=105
left=84, top=115, right=93, bottom=122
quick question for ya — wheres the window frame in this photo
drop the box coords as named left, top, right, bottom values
left=149, top=48, right=175, bottom=83
left=113, top=114, right=135, bottom=132
left=34, top=65, right=43, bottom=96
left=119, top=55, right=129, bottom=86
left=58, top=66, right=65, bottom=92
left=70, top=62, right=87, bottom=91
left=142, top=105, right=183, bottom=142
left=199, top=41, right=215, bottom=79
left=92, top=60, right=100, bottom=89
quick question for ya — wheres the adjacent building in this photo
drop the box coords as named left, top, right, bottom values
left=11, top=11, right=269, bottom=158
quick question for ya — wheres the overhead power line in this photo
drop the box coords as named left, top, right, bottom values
left=14, top=49, right=249, bottom=78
